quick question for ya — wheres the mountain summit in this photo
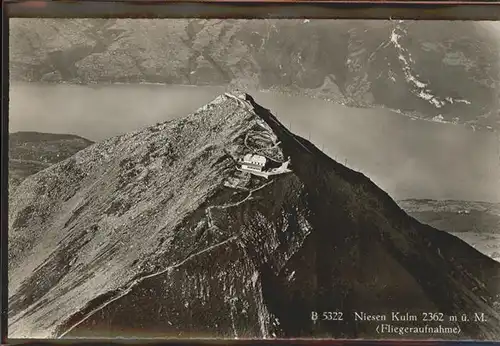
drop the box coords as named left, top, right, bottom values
left=8, top=92, right=500, bottom=339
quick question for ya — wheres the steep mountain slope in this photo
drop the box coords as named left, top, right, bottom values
left=9, top=19, right=500, bottom=131
left=8, top=93, right=500, bottom=340
left=9, top=132, right=93, bottom=189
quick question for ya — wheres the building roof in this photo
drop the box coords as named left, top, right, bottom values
left=243, top=153, right=253, bottom=162
left=242, top=154, right=267, bottom=166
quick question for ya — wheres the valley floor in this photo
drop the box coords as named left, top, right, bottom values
left=451, top=232, right=500, bottom=263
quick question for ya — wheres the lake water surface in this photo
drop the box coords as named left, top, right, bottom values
left=9, top=82, right=500, bottom=203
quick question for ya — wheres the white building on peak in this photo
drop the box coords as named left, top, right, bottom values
left=238, top=153, right=292, bottom=179
left=240, top=154, right=267, bottom=172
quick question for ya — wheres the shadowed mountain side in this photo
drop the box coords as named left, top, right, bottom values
left=8, top=92, right=500, bottom=340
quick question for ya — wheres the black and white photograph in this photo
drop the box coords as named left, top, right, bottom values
left=7, top=18, right=500, bottom=340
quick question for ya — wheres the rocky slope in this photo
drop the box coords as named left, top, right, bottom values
left=9, top=19, right=500, bottom=131
left=9, top=132, right=93, bottom=190
left=8, top=92, right=500, bottom=340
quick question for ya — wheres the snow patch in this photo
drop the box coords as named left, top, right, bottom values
left=391, top=25, right=431, bottom=94
left=390, top=30, right=400, bottom=45
left=431, top=114, right=446, bottom=123
left=417, top=90, right=445, bottom=108
left=407, top=74, right=427, bottom=89
left=389, top=22, right=472, bottom=111
left=251, top=270, right=259, bottom=288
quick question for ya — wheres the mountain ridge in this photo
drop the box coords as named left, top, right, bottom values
left=8, top=92, right=500, bottom=339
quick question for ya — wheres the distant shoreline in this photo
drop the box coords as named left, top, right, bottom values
left=9, top=80, right=496, bottom=134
